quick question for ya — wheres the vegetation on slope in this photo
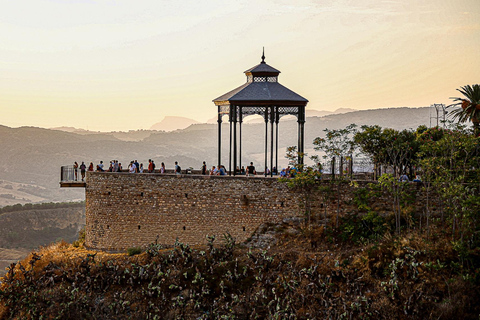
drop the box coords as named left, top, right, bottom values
left=1, top=211, right=479, bottom=319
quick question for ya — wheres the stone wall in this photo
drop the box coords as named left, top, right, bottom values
left=85, top=172, right=434, bottom=251
left=85, top=172, right=301, bottom=250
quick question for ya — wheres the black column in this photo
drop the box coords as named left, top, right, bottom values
left=217, top=106, right=222, bottom=167
left=264, top=108, right=268, bottom=177
left=229, top=107, right=233, bottom=176
left=239, top=107, right=243, bottom=173
left=270, top=106, right=274, bottom=177
left=297, top=106, right=306, bottom=166
left=275, top=110, right=279, bottom=175
left=233, top=105, right=237, bottom=176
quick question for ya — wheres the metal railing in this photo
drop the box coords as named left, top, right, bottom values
left=60, top=165, right=85, bottom=182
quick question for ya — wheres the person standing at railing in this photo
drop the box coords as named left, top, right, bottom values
left=73, top=162, right=79, bottom=181
left=160, top=162, right=165, bottom=173
left=148, top=159, right=154, bottom=173
left=134, top=160, right=140, bottom=173
left=88, top=162, right=94, bottom=171
left=129, top=161, right=136, bottom=173
left=174, top=161, right=181, bottom=174
left=80, top=162, right=86, bottom=181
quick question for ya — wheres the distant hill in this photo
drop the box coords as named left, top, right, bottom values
left=0, top=107, right=432, bottom=206
left=0, top=202, right=85, bottom=277
left=0, top=202, right=85, bottom=249
left=235, top=108, right=359, bottom=124
left=150, top=116, right=199, bottom=131
left=306, top=107, right=357, bottom=118
left=50, top=126, right=100, bottom=134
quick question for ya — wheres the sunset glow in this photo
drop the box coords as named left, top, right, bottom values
left=1, top=0, right=479, bottom=131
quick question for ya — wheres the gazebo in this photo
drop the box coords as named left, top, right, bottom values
left=213, top=51, right=308, bottom=176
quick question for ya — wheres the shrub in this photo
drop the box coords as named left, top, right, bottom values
left=72, top=227, right=86, bottom=248
left=127, top=247, right=142, bottom=256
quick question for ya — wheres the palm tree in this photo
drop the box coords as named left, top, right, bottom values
left=448, top=84, right=480, bottom=135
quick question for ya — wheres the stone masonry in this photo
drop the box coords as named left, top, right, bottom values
left=85, top=172, right=435, bottom=251
left=85, top=172, right=301, bottom=251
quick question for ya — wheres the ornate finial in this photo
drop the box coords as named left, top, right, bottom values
left=261, top=47, right=265, bottom=64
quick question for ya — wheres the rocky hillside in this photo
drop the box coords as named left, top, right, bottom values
left=1, top=217, right=478, bottom=319
left=0, top=202, right=85, bottom=277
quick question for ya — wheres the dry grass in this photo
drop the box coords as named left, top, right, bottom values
left=1, top=217, right=479, bottom=319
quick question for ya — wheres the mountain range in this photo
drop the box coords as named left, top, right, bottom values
left=0, top=107, right=434, bottom=207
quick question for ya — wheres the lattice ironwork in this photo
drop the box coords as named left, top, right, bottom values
left=253, top=76, right=266, bottom=82
left=240, top=106, right=269, bottom=117
left=267, top=77, right=277, bottom=82
left=219, top=105, right=230, bottom=115
left=278, top=106, right=299, bottom=116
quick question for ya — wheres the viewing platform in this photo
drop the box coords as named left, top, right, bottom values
left=60, top=165, right=86, bottom=188
left=60, top=164, right=375, bottom=189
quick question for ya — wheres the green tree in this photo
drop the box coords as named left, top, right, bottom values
left=282, top=146, right=321, bottom=227
left=313, top=124, right=357, bottom=227
left=313, top=124, right=358, bottom=177
left=354, top=125, right=385, bottom=169
left=448, top=84, right=480, bottom=135
left=355, top=126, right=419, bottom=179
left=418, top=125, right=480, bottom=243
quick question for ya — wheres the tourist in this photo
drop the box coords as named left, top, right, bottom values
left=218, top=165, right=226, bottom=176
left=399, top=173, right=409, bottom=182
left=134, top=160, right=140, bottom=173
left=272, top=166, right=277, bottom=175
left=98, top=161, right=104, bottom=172
left=160, top=162, right=165, bottom=173
left=139, top=163, right=144, bottom=173
left=413, top=174, right=422, bottom=182
left=80, top=162, right=86, bottom=181
left=280, top=168, right=287, bottom=177
left=175, top=161, right=182, bottom=174
left=129, top=161, right=136, bottom=173
left=108, top=161, right=113, bottom=172
left=73, top=162, right=79, bottom=181
left=246, top=162, right=256, bottom=176
left=265, top=167, right=271, bottom=176
left=201, top=161, right=207, bottom=175
left=88, top=162, right=94, bottom=172
left=148, top=159, right=153, bottom=173
left=210, top=166, right=217, bottom=175
left=118, top=163, right=123, bottom=171
left=113, top=160, right=119, bottom=172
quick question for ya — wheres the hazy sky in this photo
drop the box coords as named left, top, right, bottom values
left=1, top=0, right=479, bottom=131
